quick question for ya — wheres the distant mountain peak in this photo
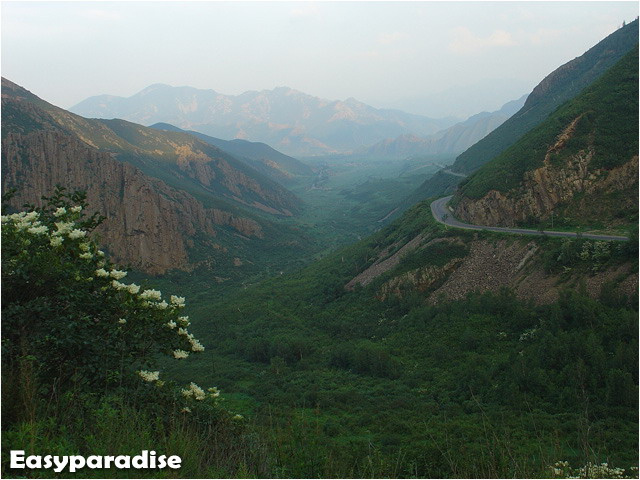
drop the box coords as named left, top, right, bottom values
left=70, top=84, right=457, bottom=156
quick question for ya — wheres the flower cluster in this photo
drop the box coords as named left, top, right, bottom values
left=138, top=370, right=160, bottom=382
left=549, top=461, right=637, bottom=479
left=3, top=195, right=221, bottom=417
left=519, top=327, right=538, bottom=342
left=181, top=382, right=220, bottom=402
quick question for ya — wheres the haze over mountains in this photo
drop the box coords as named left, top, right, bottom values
left=409, top=19, right=640, bottom=204
left=453, top=47, right=638, bottom=230
left=363, top=95, right=527, bottom=159
left=70, top=85, right=459, bottom=157
left=1, top=78, right=315, bottom=275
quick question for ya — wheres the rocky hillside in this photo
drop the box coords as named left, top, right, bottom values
left=452, top=48, right=638, bottom=232
left=363, top=95, right=527, bottom=159
left=1, top=79, right=311, bottom=275
left=342, top=201, right=636, bottom=307
left=150, top=122, right=313, bottom=184
left=451, top=19, right=639, bottom=176
left=2, top=130, right=262, bottom=275
left=2, top=78, right=299, bottom=217
left=408, top=20, right=639, bottom=204
left=70, top=85, right=456, bottom=156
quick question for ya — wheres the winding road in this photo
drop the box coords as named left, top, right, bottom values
left=430, top=196, right=629, bottom=242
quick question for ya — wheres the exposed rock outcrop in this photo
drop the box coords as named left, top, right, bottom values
left=454, top=114, right=639, bottom=227
left=2, top=130, right=262, bottom=274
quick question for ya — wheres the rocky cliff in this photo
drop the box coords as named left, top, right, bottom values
left=2, top=130, right=262, bottom=274
left=453, top=47, right=638, bottom=231
left=454, top=114, right=639, bottom=227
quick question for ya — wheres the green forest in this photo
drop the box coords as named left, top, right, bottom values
left=3, top=189, right=637, bottom=478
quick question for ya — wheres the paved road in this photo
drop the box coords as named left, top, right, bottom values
left=434, top=164, right=468, bottom=178
left=430, top=196, right=629, bottom=242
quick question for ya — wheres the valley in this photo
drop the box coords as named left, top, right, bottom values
left=1, top=10, right=638, bottom=480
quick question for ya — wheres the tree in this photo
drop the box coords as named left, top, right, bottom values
left=1, top=188, right=218, bottom=424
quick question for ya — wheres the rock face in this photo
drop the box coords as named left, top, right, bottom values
left=454, top=113, right=639, bottom=227
left=1, top=78, right=300, bottom=218
left=2, top=130, right=261, bottom=274
left=378, top=259, right=462, bottom=301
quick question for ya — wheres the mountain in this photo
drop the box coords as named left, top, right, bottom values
left=70, top=85, right=458, bottom=157
left=149, top=122, right=313, bottom=183
left=452, top=47, right=638, bottom=231
left=1, top=78, right=312, bottom=275
left=408, top=20, right=639, bottom=202
left=3, top=78, right=298, bottom=217
left=363, top=95, right=527, bottom=159
left=451, top=19, right=639, bottom=176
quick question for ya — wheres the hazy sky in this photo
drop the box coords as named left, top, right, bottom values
left=2, top=1, right=638, bottom=117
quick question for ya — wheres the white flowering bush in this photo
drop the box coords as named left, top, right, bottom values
left=1, top=189, right=213, bottom=403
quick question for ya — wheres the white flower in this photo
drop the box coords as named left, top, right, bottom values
left=112, top=280, right=127, bottom=290
left=178, top=316, right=190, bottom=326
left=178, top=328, right=188, bottom=336
left=173, top=350, right=189, bottom=359
left=189, top=338, right=205, bottom=352
left=140, top=289, right=162, bottom=301
left=53, top=207, right=66, bottom=217
left=54, top=221, right=74, bottom=235
left=28, top=225, right=48, bottom=235
left=233, top=414, right=243, bottom=420
left=68, top=229, right=86, bottom=239
left=183, top=382, right=206, bottom=400
left=170, top=295, right=186, bottom=307
left=79, top=252, right=92, bottom=260
left=166, top=320, right=177, bottom=329
left=208, top=387, right=220, bottom=398
left=95, top=268, right=109, bottom=278
left=15, top=219, right=32, bottom=230
left=70, top=206, right=82, bottom=213
left=156, top=300, right=168, bottom=310
left=127, top=283, right=140, bottom=294
left=97, top=250, right=105, bottom=257
left=109, top=269, right=127, bottom=280
left=79, top=243, right=90, bottom=251
left=118, top=318, right=127, bottom=324
left=1, top=215, right=9, bottom=223
left=50, top=236, right=63, bottom=247
left=137, top=370, right=160, bottom=382
left=181, top=407, right=191, bottom=413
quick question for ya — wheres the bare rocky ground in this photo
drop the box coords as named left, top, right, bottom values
left=346, top=233, right=637, bottom=305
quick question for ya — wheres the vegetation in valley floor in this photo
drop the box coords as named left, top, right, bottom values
left=158, top=199, right=638, bottom=478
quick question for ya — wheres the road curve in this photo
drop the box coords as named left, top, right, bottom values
left=430, top=196, right=629, bottom=242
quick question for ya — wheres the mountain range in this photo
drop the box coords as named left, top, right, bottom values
left=70, top=85, right=458, bottom=157
left=362, top=95, right=527, bottom=159
left=1, top=78, right=313, bottom=275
